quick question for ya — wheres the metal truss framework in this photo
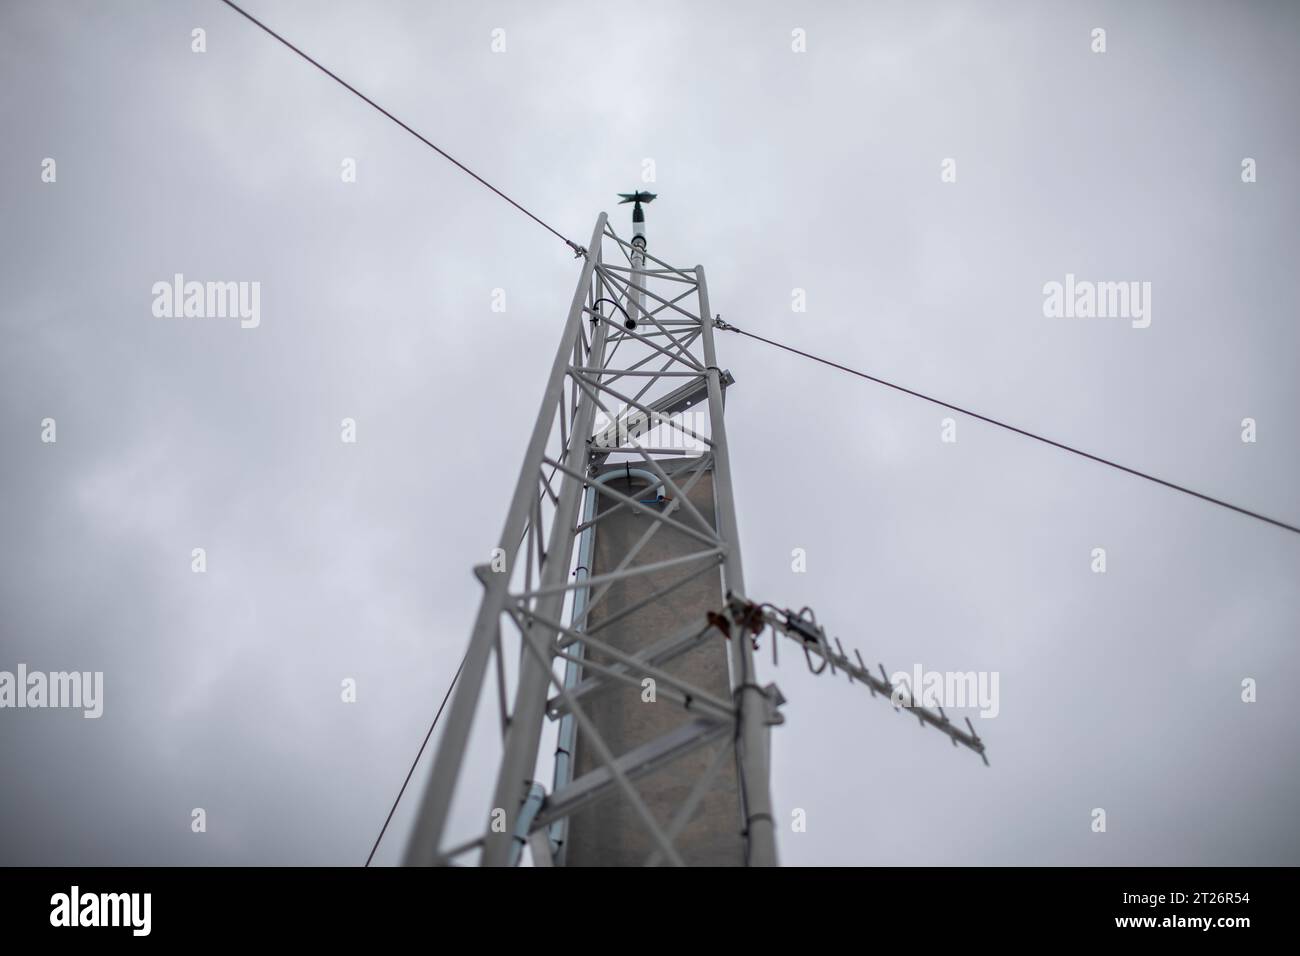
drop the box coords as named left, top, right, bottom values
left=404, top=214, right=780, bottom=867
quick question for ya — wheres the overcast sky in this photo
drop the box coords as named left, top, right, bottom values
left=1, top=0, right=1297, bottom=866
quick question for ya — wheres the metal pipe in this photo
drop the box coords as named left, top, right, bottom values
left=629, top=201, right=647, bottom=329
left=696, top=265, right=779, bottom=867
left=508, top=782, right=548, bottom=866
left=549, top=466, right=663, bottom=864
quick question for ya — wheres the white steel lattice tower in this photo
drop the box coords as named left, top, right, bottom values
left=404, top=203, right=781, bottom=867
